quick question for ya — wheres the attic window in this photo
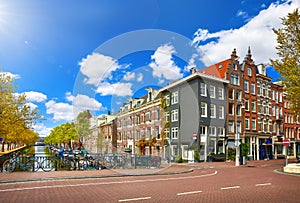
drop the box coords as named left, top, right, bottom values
left=218, top=64, right=223, bottom=69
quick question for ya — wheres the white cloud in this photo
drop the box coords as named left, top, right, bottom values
left=46, top=93, right=104, bottom=121
left=192, top=0, right=299, bottom=66
left=33, top=123, right=52, bottom=137
left=65, top=92, right=74, bottom=102
left=72, top=94, right=104, bottom=112
left=185, top=53, right=198, bottom=72
left=79, top=53, right=121, bottom=86
left=25, top=102, right=38, bottom=110
left=149, top=44, right=183, bottom=81
left=96, top=82, right=133, bottom=97
left=1, top=71, right=21, bottom=79
left=45, top=100, right=74, bottom=121
left=123, top=72, right=135, bottom=81
left=136, top=73, right=143, bottom=82
left=236, top=10, right=249, bottom=20
left=23, top=91, right=47, bottom=102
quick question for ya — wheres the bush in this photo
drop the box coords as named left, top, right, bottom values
left=240, top=143, right=249, bottom=157
left=194, top=150, right=200, bottom=162
left=175, top=155, right=182, bottom=163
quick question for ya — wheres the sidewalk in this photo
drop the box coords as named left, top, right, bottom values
left=0, top=159, right=296, bottom=184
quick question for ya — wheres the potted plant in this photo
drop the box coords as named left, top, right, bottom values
left=194, top=150, right=200, bottom=162
left=240, top=143, right=249, bottom=165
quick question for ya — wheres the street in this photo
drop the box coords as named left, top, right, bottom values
left=0, top=161, right=299, bottom=203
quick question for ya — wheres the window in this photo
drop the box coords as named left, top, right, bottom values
left=218, top=127, right=225, bottom=136
left=252, top=118, right=256, bottom=130
left=229, top=103, right=234, bottom=115
left=164, top=128, right=170, bottom=139
left=136, top=130, right=140, bottom=140
left=233, top=63, right=237, bottom=70
left=157, top=109, right=160, bottom=120
left=237, top=121, right=241, bottom=133
left=218, top=106, right=224, bottom=119
left=230, top=74, right=239, bottom=85
left=201, top=102, right=207, bottom=117
left=210, top=104, right=216, bottom=118
left=218, top=87, right=224, bottom=100
left=164, top=111, right=170, bottom=122
left=245, top=118, right=250, bottom=130
left=245, top=99, right=249, bottom=111
left=165, top=95, right=170, bottom=106
left=229, top=89, right=234, bottom=100
left=236, top=90, right=242, bottom=101
left=209, top=126, right=216, bottom=136
left=171, top=127, right=179, bottom=139
left=251, top=82, right=255, bottom=95
left=228, top=121, right=234, bottom=133
left=199, top=126, right=206, bottom=135
left=136, top=115, right=140, bottom=124
left=171, top=109, right=178, bottom=122
left=247, top=68, right=252, bottom=76
left=200, top=83, right=207, bottom=96
left=210, top=85, right=215, bottom=98
left=251, top=100, right=256, bottom=112
left=171, top=91, right=178, bottom=104
left=237, top=105, right=242, bottom=116
left=244, top=80, right=249, bottom=93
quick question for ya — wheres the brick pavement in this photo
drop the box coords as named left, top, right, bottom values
left=0, top=158, right=297, bottom=184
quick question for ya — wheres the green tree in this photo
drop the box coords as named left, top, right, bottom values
left=270, top=9, right=300, bottom=113
left=44, top=122, right=77, bottom=148
left=75, top=111, right=91, bottom=148
left=0, top=72, right=40, bottom=151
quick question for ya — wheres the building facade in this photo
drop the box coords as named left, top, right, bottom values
left=160, top=68, right=228, bottom=161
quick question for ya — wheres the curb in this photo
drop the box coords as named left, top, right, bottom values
left=0, top=168, right=194, bottom=184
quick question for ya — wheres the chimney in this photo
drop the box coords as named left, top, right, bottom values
left=190, top=67, right=197, bottom=74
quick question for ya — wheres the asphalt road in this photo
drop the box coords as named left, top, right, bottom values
left=0, top=163, right=299, bottom=203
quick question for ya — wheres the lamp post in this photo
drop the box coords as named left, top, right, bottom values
left=235, top=100, right=245, bottom=166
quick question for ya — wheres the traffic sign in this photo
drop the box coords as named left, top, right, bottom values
left=283, top=139, right=290, bottom=146
left=192, top=132, right=197, bottom=140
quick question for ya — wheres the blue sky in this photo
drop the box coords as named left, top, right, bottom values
left=0, top=0, right=298, bottom=137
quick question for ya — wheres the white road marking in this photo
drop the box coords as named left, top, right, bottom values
left=0, top=170, right=218, bottom=192
left=119, top=197, right=151, bottom=202
left=177, top=190, right=203, bottom=196
left=255, top=183, right=272, bottom=187
left=221, top=186, right=240, bottom=190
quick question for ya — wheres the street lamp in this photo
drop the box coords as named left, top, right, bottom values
left=235, top=100, right=245, bottom=166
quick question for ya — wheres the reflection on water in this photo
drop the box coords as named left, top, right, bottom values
left=35, top=146, right=45, bottom=155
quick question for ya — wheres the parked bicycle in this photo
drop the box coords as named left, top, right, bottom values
left=33, top=156, right=56, bottom=172
left=2, top=152, right=34, bottom=173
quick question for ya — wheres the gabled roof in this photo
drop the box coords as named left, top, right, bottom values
left=198, top=59, right=230, bottom=79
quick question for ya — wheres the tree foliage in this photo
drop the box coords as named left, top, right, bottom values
left=0, top=72, right=40, bottom=151
left=75, top=111, right=91, bottom=138
left=44, top=122, right=77, bottom=146
left=270, top=9, right=300, bottom=113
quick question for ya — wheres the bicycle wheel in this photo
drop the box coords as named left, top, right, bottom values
left=33, top=160, right=40, bottom=172
left=61, top=159, right=76, bottom=171
left=25, top=160, right=35, bottom=172
left=2, top=159, right=13, bottom=173
left=79, top=159, right=88, bottom=170
left=41, top=158, right=55, bottom=172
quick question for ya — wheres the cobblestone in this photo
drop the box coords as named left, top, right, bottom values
left=0, top=158, right=297, bottom=184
